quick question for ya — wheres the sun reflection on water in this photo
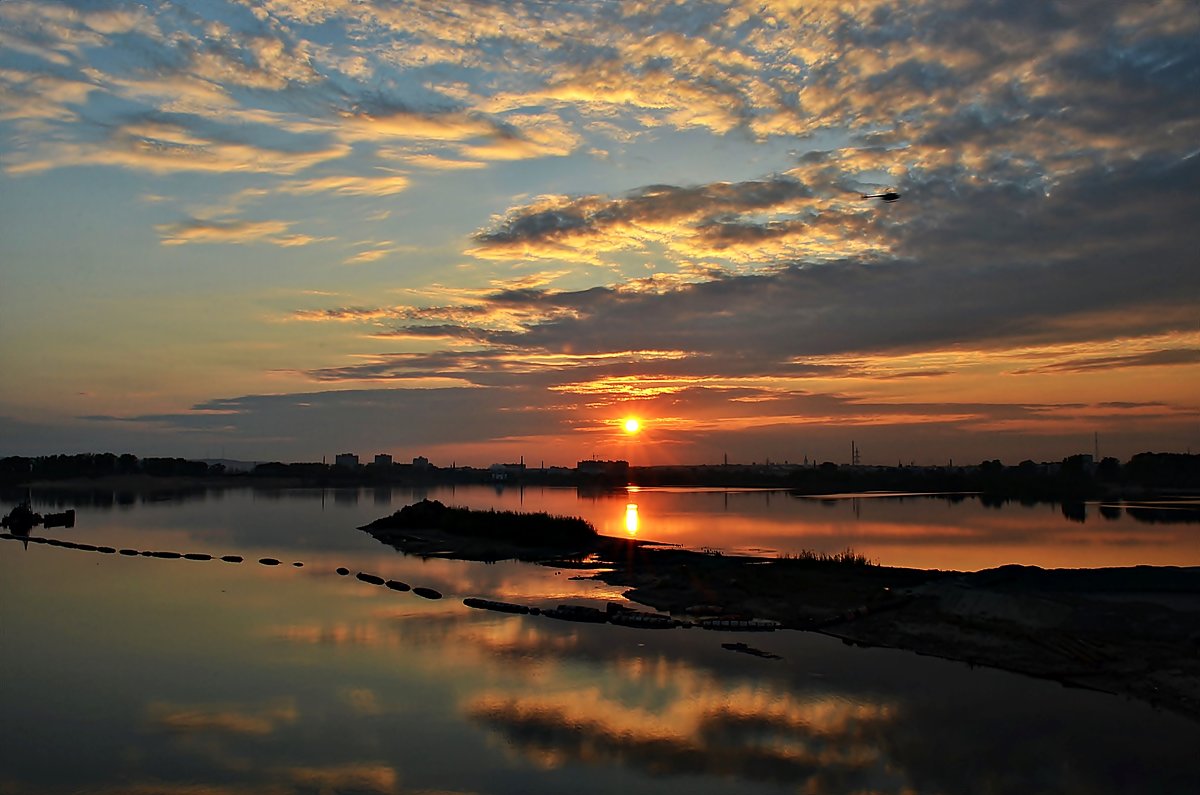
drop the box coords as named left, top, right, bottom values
left=625, top=503, right=639, bottom=536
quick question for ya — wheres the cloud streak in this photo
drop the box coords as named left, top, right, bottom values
left=157, top=218, right=327, bottom=247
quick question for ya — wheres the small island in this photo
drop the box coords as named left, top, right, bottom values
left=360, top=498, right=614, bottom=561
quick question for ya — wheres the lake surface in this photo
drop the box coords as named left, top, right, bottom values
left=3, top=486, right=1199, bottom=794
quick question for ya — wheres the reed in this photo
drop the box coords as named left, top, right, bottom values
left=778, top=547, right=875, bottom=567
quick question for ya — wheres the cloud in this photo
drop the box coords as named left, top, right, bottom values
left=156, top=218, right=328, bottom=247
left=336, top=103, right=582, bottom=164
left=390, top=152, right=487, bottom=170
left=0, top=69, right=99, bottom=125
left=342, top=246, right=399, bottom=265
left=5, top=0, right=1199, bottom=464
left=289, top=307, right=401, bottom=322
left=1011, top=348, right=1200, bottom=375
left=187, top=35, right=319, bottom=91
left=469, top=177, right=816, bottom=264
left=277, top=173, right=410, bottom=197
left=80, top=376, right=1198, bottom=469
left=284, top=133, right=1200, bottom=403
left=338, top=106, right=502, bottom=143
left=6, top=118, right=350, bottom=176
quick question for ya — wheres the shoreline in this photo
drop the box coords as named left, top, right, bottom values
left=5, top=472, right=1199, bottom=505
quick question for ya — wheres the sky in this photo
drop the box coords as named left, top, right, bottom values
left=1, top=0, right=1197, bottom=468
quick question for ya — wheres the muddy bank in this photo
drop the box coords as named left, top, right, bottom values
left=822, top=565, right=1200, bottom=721
left=362, top=515, right=1200, bottom=722
left=599, top=553, right=1200, bottom=722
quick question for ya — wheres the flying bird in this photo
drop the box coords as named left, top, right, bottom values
left=862, top=190, right=901, bottom=202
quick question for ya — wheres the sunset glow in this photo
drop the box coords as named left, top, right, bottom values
left=623, top=419, right=641, bottom=435
left=0, top=1, right=1195, bottom=466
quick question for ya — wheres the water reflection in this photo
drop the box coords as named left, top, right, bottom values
left=624, top=503, right=639, bottom=536
left=467, top=689, right=894, bottom=788
left=2, top=482, right=1200, bottom=569
left=147, top=698, right=299, bottom=736
left=4, top=505, right=1200, bottom=795
left=5, top=486, right=1200, bottom=570
left=272, top=605, right=1200, bottom=795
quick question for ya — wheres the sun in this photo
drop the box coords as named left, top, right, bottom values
left=622, top=418, right=641, bottom=434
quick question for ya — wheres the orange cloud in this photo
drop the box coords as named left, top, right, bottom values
left=156, top=219, right=328, bottom=247
left=7, top=119, right=350, bottom=176
left=277, top=173, right=411, bottom=197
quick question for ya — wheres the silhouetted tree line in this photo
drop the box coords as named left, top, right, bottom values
left=774, top=453, right=1200, bottom=498
left=3, top=451, right=1198, bottom=496
left=0, top=453, right=212, bottom=484
left=247, top=460, right=504, bottom=485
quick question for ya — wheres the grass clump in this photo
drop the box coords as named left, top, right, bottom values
left=779, top=547, right=875, bottom=567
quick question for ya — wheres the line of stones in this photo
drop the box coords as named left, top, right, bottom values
left=1, top=531, right=442, bottom=600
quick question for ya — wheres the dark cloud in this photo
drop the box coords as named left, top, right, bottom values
left=473, top=177, right=813, bottom=247
left=300, top=350, right=516, bottom=382
left=72, top=380, right=1196, bottom=467
left=329, top=142, right=1200, bottom=375
left=297, top=348, right=845, bottom=387
left=369, top=324, right=493, bottom=341
left=1012, top=349, right=1200, bottom=374
left=692, top=217, right=809, bottom=247
left=463, top=139, right=1199, bottom=372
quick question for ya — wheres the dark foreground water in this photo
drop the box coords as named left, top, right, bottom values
left=2, top=486, right=1198, bottom=794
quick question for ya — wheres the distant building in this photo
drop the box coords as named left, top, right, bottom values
left=374, top=454, right=393, bottom=467
left=577, top=459, right=629, bottom=480
left=489, top=462, right=525, bottom=480
left=412, top=456, right=430, bottom=470
left=334, top=453, right=359, bottom=468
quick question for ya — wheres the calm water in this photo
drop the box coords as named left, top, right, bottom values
left=3, top=486, right=1198, bottom=794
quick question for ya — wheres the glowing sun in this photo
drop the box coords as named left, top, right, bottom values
left=623, top=418, right=641, bottom=434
